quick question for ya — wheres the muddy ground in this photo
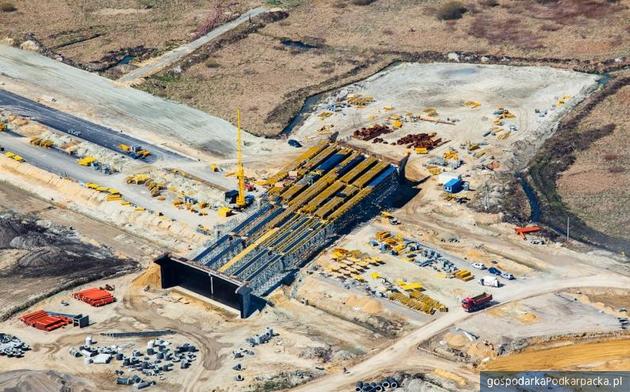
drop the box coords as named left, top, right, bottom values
left=0, top=211, right=138, bottom=320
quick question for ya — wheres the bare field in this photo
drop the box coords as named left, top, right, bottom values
left=484, top=338, right=630, bottom=371
left=557, top=84, right=630, bottom=241
left=0, top=0, right=260, bottom=66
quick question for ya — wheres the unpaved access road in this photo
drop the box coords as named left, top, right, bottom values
left=291, top=274, right=630, bottom=391
left=118, top=7, right=268, bottom=84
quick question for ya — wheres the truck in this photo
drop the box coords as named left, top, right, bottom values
left=461, top=292, right=493, bottom=312
left=479, top=276, right=500, bottom=288
left=118, top=144, right=150, bottom=159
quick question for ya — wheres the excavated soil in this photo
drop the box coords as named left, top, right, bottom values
left=0, top=212, right=138, bottom=320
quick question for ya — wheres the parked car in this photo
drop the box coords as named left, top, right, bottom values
left=288, top=139, right=302, bottom=148
left=472, top=263, right=486, bottom=270
left=501, top=272, right=515, bottom=280
left=488, top=267, right=502, bottom=276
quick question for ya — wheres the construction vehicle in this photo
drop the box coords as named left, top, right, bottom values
left=479, top=276, right=500, bottom=288
left=118, top=144, right=150, bottom=159
left=0, top=123, right=6, bottom=132
left=380, top=211, right=400, bottom=225
left=4, top=151, right=25, bottom=162
left=461, top=292, right=492, bottom=312
left=77, top=156, right=97, bottom=166
left=218, top=206, right=232, bottom=218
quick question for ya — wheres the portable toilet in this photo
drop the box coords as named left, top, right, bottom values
left=444, top=178, right=463, bottom=193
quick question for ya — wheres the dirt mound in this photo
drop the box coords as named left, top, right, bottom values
left=0, top=369, right=93, bottom=392
left=0, top=212, right=139, bottom=320
left=0, top=213, right=135, bottom=279
left=345, top=294, right=383, bottom=314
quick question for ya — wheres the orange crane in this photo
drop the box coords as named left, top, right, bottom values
left=235, top=109, right=247, bottom=208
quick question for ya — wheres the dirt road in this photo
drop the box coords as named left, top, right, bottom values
left=291, top=274, right=630, bottom=391
left=118, top=7, right=268, bottom=84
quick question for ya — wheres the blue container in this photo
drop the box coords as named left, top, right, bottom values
left=443, top=178, right=463, bottom=193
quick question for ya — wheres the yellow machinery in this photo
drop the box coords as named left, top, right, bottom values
left=77, top=156, right=96, bottom=166
left=235, top=110, right=247, bottom=209
left=218, top=206, right=232, bottom=218
left=4, top=151, right=24, bottom=162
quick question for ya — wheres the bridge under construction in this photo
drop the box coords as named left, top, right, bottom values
left=156, top=142, right=402, bottom=317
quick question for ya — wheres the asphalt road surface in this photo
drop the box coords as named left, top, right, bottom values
left=0, top=89, right=181, bottom=163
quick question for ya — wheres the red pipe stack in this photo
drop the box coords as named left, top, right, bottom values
left=73, top=288, right=116, bottom=307
left=19, top=310, right=72, bottom=331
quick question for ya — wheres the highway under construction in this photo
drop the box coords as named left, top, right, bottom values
left=156, top=142, right=403, bottom=317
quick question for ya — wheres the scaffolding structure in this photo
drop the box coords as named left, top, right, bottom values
left=156, top=142, right=401, bottom=317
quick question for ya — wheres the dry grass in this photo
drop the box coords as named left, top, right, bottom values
left=140, top=30, right=393, bottom=134
left=259, top=0, right=628, bottom=59
left=557, top=83, right=630, bottom=241
left=0, top=0, right=259, bottom=64
left=138, top=0, right=627, bottom=136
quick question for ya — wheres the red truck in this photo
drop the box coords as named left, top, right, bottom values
left=461, top=292, right=493, bottom=312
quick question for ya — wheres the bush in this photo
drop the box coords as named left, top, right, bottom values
left=437, top=1, right=468, bottom=20
left=204, top=59, right=220, bottom=68
left=0, top=1, right=16, bottom=12
left=137, top=0, right=157, bottom=9
left=479, top=0, right=499, bottom=6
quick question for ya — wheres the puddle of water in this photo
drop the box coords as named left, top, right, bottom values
left=118, top=54, right=135, bottom=65
left=280, top=39, right=317, bottom=50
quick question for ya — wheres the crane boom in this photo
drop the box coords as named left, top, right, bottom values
left=236, top=109, right=246, bottom=208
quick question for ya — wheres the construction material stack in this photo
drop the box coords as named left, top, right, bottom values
left=19, top=310, right=72, bottom=331
left=73, top=288, right=116, bottom=307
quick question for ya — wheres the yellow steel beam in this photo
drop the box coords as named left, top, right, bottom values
left=314, top=196, right=345, bottom=219
left=218, top=227, right=280, bottom=273
left=264, top=143, right=327, bottom=186
left=328, top=187, right=373, bottom=221
left=302, top=181, right=345, bottom=213
left=352, top=161, right=388, bottom=188
left=339, top=156, right=377, bottom=184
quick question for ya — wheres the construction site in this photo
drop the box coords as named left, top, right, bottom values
left=1, top=1, right=629, bottom=391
